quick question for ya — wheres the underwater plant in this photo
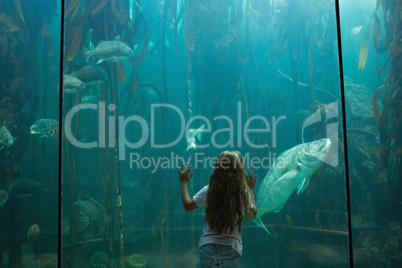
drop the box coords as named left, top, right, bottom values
left=370, top=0, right=402, bottom=201
left=62, top=1, right=154, bottom=267
left=0, top=1, right=58, bottom=266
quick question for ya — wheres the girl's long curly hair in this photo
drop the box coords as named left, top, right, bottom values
left=205, top=150, right=251, bottom=234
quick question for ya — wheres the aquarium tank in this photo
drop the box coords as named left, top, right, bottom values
left=0, top=0, right=401, bottom=267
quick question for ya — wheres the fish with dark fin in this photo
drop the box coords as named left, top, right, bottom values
left=0, top=121, right=17, bottom=150
left=124, top=253, right=147, bottom=267
left=84, top=41, right=133, bottom=64
left=63, top=74, right=86, bottom=93
left=30, top=119, right=59, bottom=138
left=70, top=65, right=108, bottom=86
left=8, top=177, right=48, bottom=198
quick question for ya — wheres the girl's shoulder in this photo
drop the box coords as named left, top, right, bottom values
left=198, top=185, right=209, bottom=195
left=194, top=185, right=209, bottom=207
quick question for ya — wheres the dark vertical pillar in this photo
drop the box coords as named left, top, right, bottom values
left=334, top=0, right=354, bottom=266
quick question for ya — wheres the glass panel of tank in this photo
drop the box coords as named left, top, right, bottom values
left=0, top=0, right=60, bottom=267
left=62, top=0, right=349, bottom=267
left=340, top=0, right=402, bottom=267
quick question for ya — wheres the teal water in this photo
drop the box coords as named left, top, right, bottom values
left=0, top=0, right=401, bottom=267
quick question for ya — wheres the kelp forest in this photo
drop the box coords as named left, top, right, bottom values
left=0, top=0, right=401, bottom=267
left=0, top=0, right=59, bottom=266
left=370, top=1, right=402, bottom=201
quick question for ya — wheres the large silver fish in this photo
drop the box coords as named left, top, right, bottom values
left=0, top=121, right=16, bottom=150
left=186, top=125, right=205, bottom=151
left=253, top=138, right=331, bottom=234
left=84, top=41, right=133, bottom=64
left=30, top=119, right=59, bottom=138
left=70, top=65, right=108, bottom=86
left=63, top=74, right=85, bottom=93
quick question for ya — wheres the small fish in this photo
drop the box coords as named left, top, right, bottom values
left=84, top=41, right=133, bottom=64
left=70, top=65, right=108, bottom=86
left=81, top=94, right=99, bottom=103
left=124, top=253, right=146, bottom=267
left=30, top=119, right=59, bottom=138
left=63, top=74, right=85, bottom=93
left=274, top=0, right=288, bottom=14
left=0, top=190, right=9, bottom=207
left=147, top=41, right=156, bottom=50
left=75, top=195, right=101, bottom=223
left=0, top=121, right=17, bottom=150
left=350, top=26, right=363, bottom=37
left=90, top=251, right=109, bottom=268
left=186, top=125, right=205, bottom=151
left=246, top=9, right=264, bottom=24
left=8, top=177, right=48, bottom=198
left=246, top=9, right=262, bottom=18
left=215, top=35, right=234, bottom=50
left=27, top=223, right=40, bottom=242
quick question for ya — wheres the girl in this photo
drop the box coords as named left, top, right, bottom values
left=178, top=150, right=257, bottom=267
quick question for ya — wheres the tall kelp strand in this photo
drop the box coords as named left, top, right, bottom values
left=62, top=0, right=150, bottom=267
left=370, top=0, right=402, bottom=204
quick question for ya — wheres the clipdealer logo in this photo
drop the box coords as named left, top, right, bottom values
left=63, top=101, right=339, bottom=170
left=128, top=151, right=282, bottom=173
left=64, top=102, right=286, bottom=161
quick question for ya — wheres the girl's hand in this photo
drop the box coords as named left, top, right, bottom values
left=245, top=169, right=257, bottom=190
left=177, top=164, right=193, bottom=185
